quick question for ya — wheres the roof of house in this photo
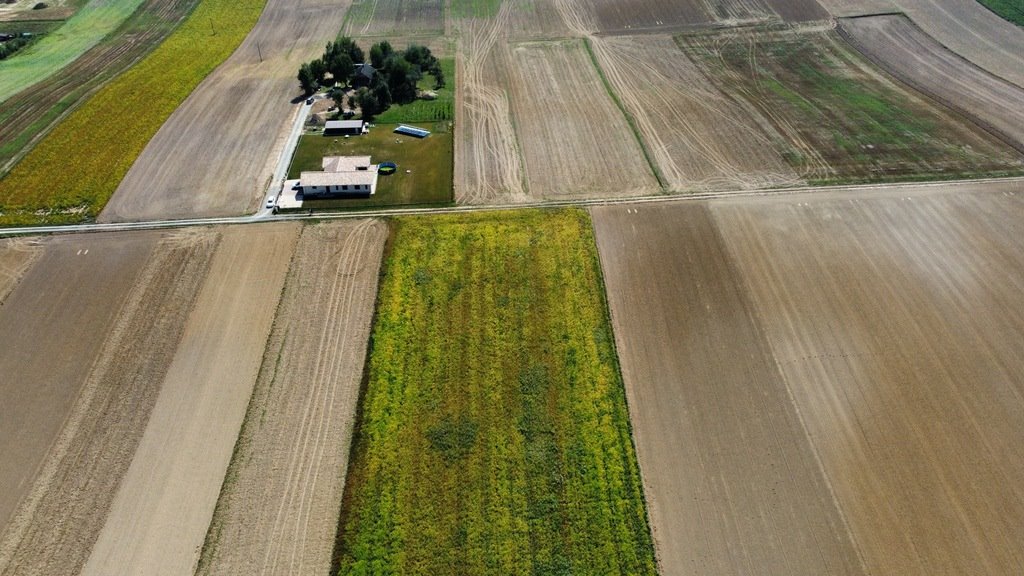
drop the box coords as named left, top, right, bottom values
left=300, top=170, right=377, bottom=187
left=322, top=155, right=372, bottom=172
left=354, top=63, right=376, bottom=80
left=325, top=120, right=365, bottom=130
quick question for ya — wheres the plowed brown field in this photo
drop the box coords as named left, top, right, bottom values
left=0, top=232, right=158, bottom=532
left=0, top=229, right=219, bottom=576
left=99, top=0, right=353, bottom=221
left=554, top=0, right=826, bottom=34
left=594, top=178, right=1024, bottom=575
left=841, top=14, right=1024, bottom=152
left=507, top=39, right=658, bottom=199
left=197, top=220, right=386, bottom=576
left=79, top=223, right=299, bottom=576
left=589, top=34, right=798, bottom=191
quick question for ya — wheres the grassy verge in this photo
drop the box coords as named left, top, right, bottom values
left=0, top=0, right=149, bottom=102
left=287, top=122, right=453, bottom=209
left=978, top=0, right=1024, bottom=26
left=373, top=58, right=454, bottom=124
left=334, top=209, right=657, bottom=575
left=678, top=30, right=1023, bottom=183
left=0, top=0, right=266, bottom=226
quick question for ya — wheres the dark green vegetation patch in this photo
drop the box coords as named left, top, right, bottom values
left=335, top=209, right=656, bottom=575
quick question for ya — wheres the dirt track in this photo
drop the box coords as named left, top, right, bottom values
left=0, top=230, right=219, bottom=576
left=80, top=223, right=299, bottom=576
left=99, top=0, right=353, bottom=221
left=0, top=0, right=199, bottom=172
left=0, top=232, right=158, bottom=530
left=197, top=220, right=386, bottom=576
left=594, top=179, right=1024, bottom=574
left=589, top=34, right=798, bottom=191
left=841, top=14, right=1024, bottom=153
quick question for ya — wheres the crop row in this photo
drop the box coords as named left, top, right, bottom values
left=335, top=209, right=656, bottom=575
left=0, top=0, right=266, bottom=226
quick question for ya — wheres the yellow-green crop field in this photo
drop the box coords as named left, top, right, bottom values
left=336, top=209, right=656, bottom=575
left=0, top=0, right=266, bottom=226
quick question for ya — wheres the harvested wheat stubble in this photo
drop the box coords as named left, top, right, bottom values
left=344, top=0, right=443, bottom=36
left=454, top=6, right=528, bottom=205
left=711, top=180, right=1024, bottom=574
left=507, top=39, right=658, bottom=199
left=589, top=34, right=798, bottom=192
left=591, top=202, right=865, bottom=576
left=80, top=223, right=299, bottom=576
left=0, top=229, right=219, bottom=576
left=840, top=14, right=1024, bottom=152
left=196, top=220, right=386, bottom=576
left=0, top=237, right=39, bottom=302
left=0, top=232, right=158, bottom=532
left=99, top=0, right=354, bottom=222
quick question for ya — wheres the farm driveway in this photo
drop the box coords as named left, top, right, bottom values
left=80, top=223, right=299, bottom=576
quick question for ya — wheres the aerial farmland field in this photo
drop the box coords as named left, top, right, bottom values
left=841, top=14, right=1024, bottom=152
left=594, top=180, right=1024, bottom=574
left=679, top=27, right=1023, bottom=183
left=335, top=210, right=656, bottom=575
left=196, top=221, right=386, bottom=576
left=342, top=0, right=443, bottom=36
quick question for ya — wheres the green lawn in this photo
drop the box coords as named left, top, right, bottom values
left=0, top=0, right=149, bottom=103
left=334, top=209, right=657, bottom=576
left=978, top=0, right=1024, bottom=26
left=373, top=58, right=454, bottom=124
left=287, top=122, right=452, bottom=209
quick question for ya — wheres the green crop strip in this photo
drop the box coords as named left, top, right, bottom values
left=977, top=0, right=1024, bottom=26
left=0, top=0, right=266, bottom=226
left=335, top=209, right=656, bottom=575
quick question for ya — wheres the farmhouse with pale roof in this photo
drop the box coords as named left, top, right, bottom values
left=298, top=155, right=378, bottom=198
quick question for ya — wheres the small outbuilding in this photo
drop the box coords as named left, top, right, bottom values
left=394, top=124, right=430, bottom=138
left=325, top=120, right=367, bottom=136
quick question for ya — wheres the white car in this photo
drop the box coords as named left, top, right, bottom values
left=265, top=195, right=277, bottom=209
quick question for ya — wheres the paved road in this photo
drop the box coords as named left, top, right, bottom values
left=1, top=176, right=1021, bottom=237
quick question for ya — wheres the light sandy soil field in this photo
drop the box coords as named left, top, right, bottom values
left=0, top=230, right=219, bottom=576
left=0, top=238, right=39, bottom=302
left=453, top=5, right=528, bottom=204
left=552, top=0, right=826, bottom=34
left=818, top=0, right=1024, bottom=88
left=80, top=223, right=299, bottom=576
left=0, top=232, right=158, bottom=530
left=841, top=14, right=1024, bottom=153
left=507, top=39, right=659, bottom=199
left=589, top=34, right=798, bottom=191
left=99, top=0, right=353, bottom=222
left=196, top=220, right=386, bottom=576
left=593, top=178, right=1024, bottom=574
left=591, top=203, right=864, bottom=575
left=343, top=0, right=443, bottom=37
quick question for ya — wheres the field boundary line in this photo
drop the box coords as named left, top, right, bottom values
left=583, top=37, right=666, bottom=191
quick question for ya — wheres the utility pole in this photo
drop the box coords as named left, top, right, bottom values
left=257, top=41, right=263, bottom=63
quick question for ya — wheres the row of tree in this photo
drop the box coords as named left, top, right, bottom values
left=298, top=37, right=444, bottom=121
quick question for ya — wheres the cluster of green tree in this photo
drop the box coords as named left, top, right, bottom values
left=297, top=37, right=444, bottom=121
left=0, top=34, right=36, bottom=60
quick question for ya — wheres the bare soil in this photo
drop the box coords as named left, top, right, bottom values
left=589, top=34, right=799, bottom=191
left=713, top=180, right=1024, bottom=574
left=507, top=39, right=659, bottom=199
left=593, top=178, right=1024, bottom=574
left=591, top=202, right=865, bottom=575
left=80, top=223, right=300, bottom=576
left=99, top=0, right=354, bottom=222
left=0, top=232, right=159, bottom=531
left=343, top=0, right=444, bottom=37
left=840, top=14, right=1024, bottom=153
left=0, top=229, right=219, bottom=576
left=0, top=237, right=40, bottom=303
left=196, top=220, right=386, bottom=576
